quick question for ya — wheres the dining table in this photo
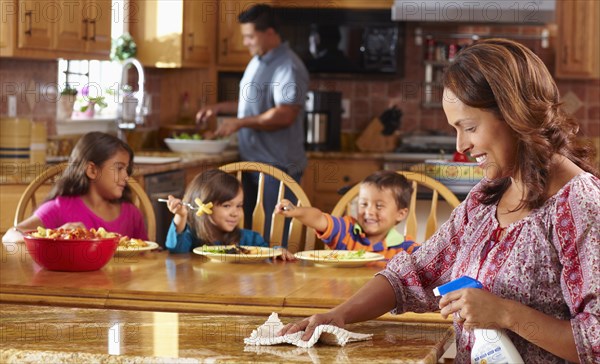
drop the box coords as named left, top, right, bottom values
left=0, top=243, right=455, bottom=363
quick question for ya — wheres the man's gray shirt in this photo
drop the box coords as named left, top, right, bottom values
left=237, top=42, right=309, bottom=173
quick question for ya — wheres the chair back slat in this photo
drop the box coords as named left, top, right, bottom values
left=405, top=180, right=418, bottom=239
left=252, top=172, right=266, bottom=235
left=269, top=181, right=287, bottom=244
left=425, top=190, right=439, bottom=240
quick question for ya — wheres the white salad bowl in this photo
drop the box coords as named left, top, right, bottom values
left=164, top=138, right=229, bottom=154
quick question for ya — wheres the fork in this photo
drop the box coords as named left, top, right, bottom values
left=157, top=198, right=198, bottom=211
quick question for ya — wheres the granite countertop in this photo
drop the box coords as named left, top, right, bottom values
left=0, top=303, right=453, bottom=364
left=0, top=149, right=239, bottom=185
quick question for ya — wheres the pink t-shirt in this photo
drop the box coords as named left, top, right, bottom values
left=34, top=196, right=148, bottom=240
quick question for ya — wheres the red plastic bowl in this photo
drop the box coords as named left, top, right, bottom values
left=23, top=233, right=119, bottom=272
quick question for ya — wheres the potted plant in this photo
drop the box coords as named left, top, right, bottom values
left=72, top=85, right=108, bottom=119
left=56, top=85, right=78, bottom=120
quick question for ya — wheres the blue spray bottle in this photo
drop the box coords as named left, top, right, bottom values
left=434, top=276, right=524, bottom=364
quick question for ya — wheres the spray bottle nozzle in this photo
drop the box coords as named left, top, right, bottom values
left=433, top=276, right=483, bottom=296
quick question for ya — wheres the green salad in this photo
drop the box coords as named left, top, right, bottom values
left=173, top=132, right=203, bottom=140
left=202, top=246, right=252, bottom=254
left=318, top=250, right=368, bottom=260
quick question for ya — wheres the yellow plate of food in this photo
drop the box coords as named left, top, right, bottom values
left=192, top=245, right=281, bottom=263
left=294, top=250, right=385, bottom=268
left=116, top=237, right=160, bottom=253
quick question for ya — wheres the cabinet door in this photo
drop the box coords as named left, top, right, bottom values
left=0, top=0, right=13, bottom=53
left=556, top=0, right=600, bottom=79
left=84, top=0, right=111, bottom=55
left=54, top=0, right=85, bottom=52
left=182, top=0, right=215, bottom=66
left=17, top=0, right=54, bottom=50
left=217, top=0, right=263, bottom=68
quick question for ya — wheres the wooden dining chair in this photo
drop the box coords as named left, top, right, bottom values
left=14, top=163, right=157, bottom=241
left=331, top=171, right=461, bottom=242
left=218, top=162, right=316, bottom=253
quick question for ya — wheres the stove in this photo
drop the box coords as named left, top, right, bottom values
left=395, top=134, right=456, bottom=154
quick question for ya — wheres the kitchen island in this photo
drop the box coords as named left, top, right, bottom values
left=0, top=246, right=454, bottom=363
left=0, top=303, right=453, bottom=363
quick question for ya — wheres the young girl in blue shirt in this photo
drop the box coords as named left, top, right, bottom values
left=164, top=169, right=294, bottom=260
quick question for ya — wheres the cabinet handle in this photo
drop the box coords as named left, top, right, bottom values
left=222, top=38, right=228, bottom=56
left=188, top=33, right=194, bottom=51
left=562, top=45, right=568, bottom=65
left=89, top=20, right=96, bottom=41
left=24, top=11, right=32, bottom=35
left=82, top=19, right=89, bottom=40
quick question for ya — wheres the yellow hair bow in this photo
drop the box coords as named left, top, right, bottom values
left=194, top=198, right=213, bottom=216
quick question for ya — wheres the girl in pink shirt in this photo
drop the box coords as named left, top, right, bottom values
left=4, top=132, right=148, bottom=242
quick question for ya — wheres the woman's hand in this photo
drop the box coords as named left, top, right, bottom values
left=278, top=311, right=345, bottom=341
left=439, top=288, right=512, bottom=330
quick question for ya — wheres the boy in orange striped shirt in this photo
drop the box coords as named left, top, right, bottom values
left=275, top=170, right=420, bottom=267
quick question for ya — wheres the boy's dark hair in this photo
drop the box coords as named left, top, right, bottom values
left=361, top=171, right=413, bottom=210
left=238, top=3, right=280, bottom=33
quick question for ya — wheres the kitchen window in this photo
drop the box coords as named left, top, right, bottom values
left=56, top=0, right=127, bottom=119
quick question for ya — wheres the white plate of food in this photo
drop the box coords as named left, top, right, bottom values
left=294, top=250, right=385, bottom=268
left=193, top=245, right=281, bottom=263
left=116, top=237, right=160, bottom=254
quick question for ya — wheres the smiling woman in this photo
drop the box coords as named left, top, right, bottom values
left=278, top=39, right=600, bottom=364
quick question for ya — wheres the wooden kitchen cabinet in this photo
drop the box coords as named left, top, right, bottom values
left=0, top=0, right=111, bottom=59
left=54, top=0, right=111, bottom=56
left=556, top=0, right=600, bottom=79
left=301, top=155, right=383, bottom=213
left=217, top=0, right=270, bottom=69
left=272, top=0, right=392, bottom=9
left=16, top=0, right=53, bottom=51
left=130, top=0, right=216, bottom=68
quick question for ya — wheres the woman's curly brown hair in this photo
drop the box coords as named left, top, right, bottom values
left=443, top=38, right=598, bottom=209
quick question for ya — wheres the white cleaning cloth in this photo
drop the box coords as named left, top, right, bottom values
left=244, top=312, right=373, bottom=348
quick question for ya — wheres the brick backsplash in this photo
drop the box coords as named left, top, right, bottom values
left=0, top=58, right=58, bottom=134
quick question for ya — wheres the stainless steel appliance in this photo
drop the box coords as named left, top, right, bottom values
left=144, top=169, right=186, bottom=247
left=305, top=91, right=341, bottom=151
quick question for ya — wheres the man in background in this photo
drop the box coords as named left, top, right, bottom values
left=196, top=4, right=309, bottom=246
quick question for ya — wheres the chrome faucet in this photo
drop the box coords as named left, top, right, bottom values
left=116, top=57, right=145, bottom=140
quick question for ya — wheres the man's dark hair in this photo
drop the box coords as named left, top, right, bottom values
left=238, top=3, right=280, bottom=33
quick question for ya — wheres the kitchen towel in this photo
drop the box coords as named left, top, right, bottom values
left=244, top=313, right=372, bottom=348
